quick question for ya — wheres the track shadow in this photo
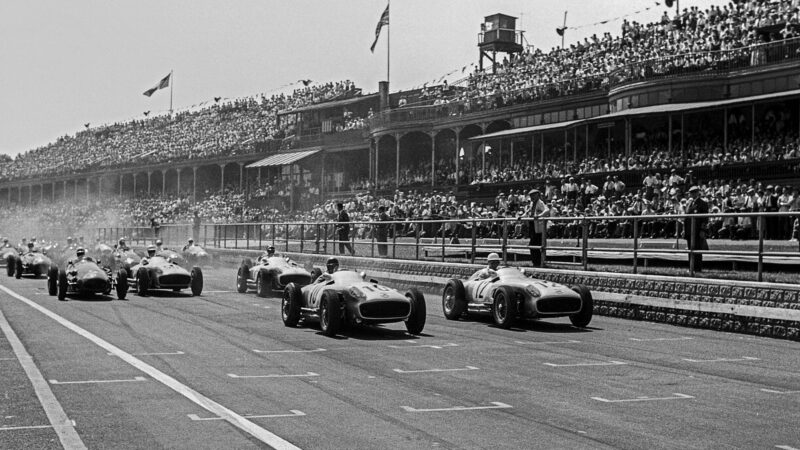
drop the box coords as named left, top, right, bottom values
left=464, top=313, right=596, bottom=334
left=303, top=322, right=424, bottom=341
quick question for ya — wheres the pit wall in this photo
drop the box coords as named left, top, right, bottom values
left=213, top=249, right=800, bottom=341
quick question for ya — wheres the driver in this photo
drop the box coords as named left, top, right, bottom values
left=182, top=238, right=196, bottom=252
left=258, top=245, right=276, bottom=263
left=25, top=241, right=35, bottom=254
left=326, top=257, right=339, bottom=274
left=118, top=238, right=130, bottom=252
left=141, top=245, right=157, bottom=265
left=1, top=238, right=11, bottom=248
left=68, top=247, right=91, bottom=270
left=475, top=253, right=502, bottom=279
left=155, top=239, right=165, bottom=252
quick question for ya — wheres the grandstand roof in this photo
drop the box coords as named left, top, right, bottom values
left=469, top=119, right=584, bottom=141
left=278, top=93, right=378, bottom=115
left=246, top=148, right=321, bottom=168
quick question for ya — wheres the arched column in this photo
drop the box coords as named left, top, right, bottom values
left=219, top=163, right=226, bottom=192
left=239, top=163, right=244, bottom=190
left=192, top=167, right=198, bottom=202
left=162, top=169, right=167, bottom=197
left=147, top=171, right=153, bottom=195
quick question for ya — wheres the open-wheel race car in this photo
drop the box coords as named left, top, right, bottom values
left=281, top=269, right=426, bottom=337
left=47, top=258, right=128, bottom=301
left=236, top=255, right=312, bottom=297
left=442, top=266, right=593, bottom=328
left=7, top=249, right=53, bottom=279
left=183, top=245, right=211, bottom=267
left=128, top=255, right=203, bottom=296
left=113, top=248, right=142, bottom=272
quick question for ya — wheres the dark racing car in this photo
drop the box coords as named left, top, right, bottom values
left=442, top=266, right=593, bottom=328
left=47, top=256, right=128, bottom=301
left=281, top=263, right=426, bottom=337
left=237, top=254, right=312, bottom=297
left=7, top=246, right=52, bottom=279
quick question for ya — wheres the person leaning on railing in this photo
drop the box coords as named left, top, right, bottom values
left=525, top=189, right=550, bottom=267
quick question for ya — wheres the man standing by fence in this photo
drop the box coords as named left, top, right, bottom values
left=526, top=189, right=549, bottom=267
left=376, top=205, right=390, bottom=256
left=336, top=202, right=355, bottom=256
left=684, top=186, right=709, bottom=272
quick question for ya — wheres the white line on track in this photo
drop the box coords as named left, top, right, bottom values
left=514, top=340, right=581, bottom=345
left=761, top=388, right=800, bottom=394
left=188, top=410, right=306, bottom=421
left=775, top=446, right=800, bottom=450
left=401, top=402, right=512, bottom=413
left=682, top=356, right=760, bottom=363
left=228, top=372, right=319, bottom=379
left=544, top=361, right=627, bottom=367
left=0, top=283, right=302, bottom=450
left=108, top=351, right=185, bottom=356
left=591, top=393, right=694, bottom=403
left=252, top=348, right=326, bottom=354
left=629, top=337, right=693, bottom=342
left=0, top=305, right=86, bottom=449
left=50, top=376, right=147, bottom=385
left=388, top=342, right=458, bottom=349
left=0, top=422, right=76, bottom=432
left=393, top=366, right=478, bottom=374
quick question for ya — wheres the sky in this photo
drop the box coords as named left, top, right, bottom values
left=0, top=0, right=720, bottom=158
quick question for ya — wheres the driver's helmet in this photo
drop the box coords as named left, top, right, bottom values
left=147, top=245, right=156, bottom=257
left=27, top=242, right=34, bottom=249
left=266, top=245, right=275, bottom=257
left=76, top=247, right=86, bottom=258
left=2, top=238, right=8, bottom=243
left=487, top=252, right=501, bottom=268
left=187, top=238, right=194, bottom=244
left=325, top=257, right=339, bottom=274
left=155, top=239, right=163, bottom=247
left=30, top=237, right=37, bottom=242
left=67, top=236, right=73, bottom=243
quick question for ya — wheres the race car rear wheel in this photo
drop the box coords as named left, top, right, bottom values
left=57, top=269, right=68, bottom=301
left=242, top=258, right=254, bottom=268
left=236, top=263, right=249, bottom=293
left=191, top=267, right=204, bottom=296
left=15, top=258, right=23, bottom=279
left=569, top=285, right=593, bottom=328
left=256, top=270, right=269, bottom=298
left=136, top=267, right=149, bottom=297
left=492, top=286, right=516, bottom=329
left=442, top=279, right=467, bottom=320
left=319, top=293, right=341, bottom=337
left=47, top=266, right=59, bottom=296
left=116, top=269, right=128, bottom=300
left=6, top=255, right=15, bottom=277
left=282, top=283, right=302, bottom=327
left=405, top=288, right=427, bottom=335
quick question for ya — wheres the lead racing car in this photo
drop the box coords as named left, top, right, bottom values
left=47, top=256, right=128, bottom=301
left=7, top=246, right=53, bottom=279
left=128, top=250, right=203, bottom=297
left=236, top=252, right=312, bottom=297
left=442, top=266, right=593, bottom=329
left=281, top=262, right=426, bottom=337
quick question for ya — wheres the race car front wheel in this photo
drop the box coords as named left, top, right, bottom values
left=282, top=283, right=302, bottom=327
left=442, top=279, right=466, bottom=320
left=116, top=269, right=128, bottom=300
left=57, top=269, right=68, bottom=301
left=191, top=267, right=204, bottom=297
left=569, top=285, right=593, bottom=328
left=6, top=255, right=14, bottom=277
left=405, top=288, right=427, bottom=335
left=236, top=264, right=249, bottom=293
left=492, top=286, right=516, bottom=329
left=256, top=271, right=269, bottom=298
left=47, top=266, right=59, bottom=296
left=319, top=293, right=341, bottom=337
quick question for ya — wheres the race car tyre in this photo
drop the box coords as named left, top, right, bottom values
left=136, top=267, right=149, bottom=297
left=57, top=269, right=68, bottom=301
left=319, top=293, right=341, bottom=337
left=236, top=264, right=249, bottom=293
left=310, top=267, right=322, bottom=283
left=492, top=286, right=516, bottom=329
left=6, top=255, right=15, bottom=277
left=191, top=267, right=204, bottom=296
left=242, top=258, right=254, bottom=269
left=271, top=273, right=281, bottom=291
left=116, top=269, right=128, bottom=300
left=442, top=279, right=467, bottom=320
left=569, top=285, right=593, bottom=328
left=282, top=283, right=302, bottom=327
left=405, top=288, right=427, bottom=335
left=47, top=266, right=59, bottom=296
left=32, top=265, right=41, bottom=279
left=15, top=258, right=23, bottom=279
left=256, top=270, right=269, bottom=298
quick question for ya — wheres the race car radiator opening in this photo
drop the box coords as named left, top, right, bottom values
left=79, top=278, right=109, bottom=292
left=159, top=274, right=191, bottom=286
left=359, top=301, right=411, bottom=319
left=536, top=297, right=581, bottom=314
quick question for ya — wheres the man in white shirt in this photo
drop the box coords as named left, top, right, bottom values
left=526, top=189, right=550, bottom=267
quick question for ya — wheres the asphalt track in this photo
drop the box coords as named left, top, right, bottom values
left=0, top=266, right=798, bottom=449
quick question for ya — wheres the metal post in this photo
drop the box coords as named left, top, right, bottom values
left=541, top=220, right=548, bottom=268
left=285, top=223, right=290, bottom=253
left=323, top=224, right=328, bottom=254
left=370, top=221, right=375, bottom=258
left=271, top=224, right=276, bottom=248
left=258, top=223, right=263, bottom=250
left=582, top=216, right=588, bottom=271
left=689, top=216, right=695, bottom=276
left=315, top=224, right=320, bottom=254
left=300, top=224, right=305, bottom=254
left=633, top=218, right=639, bottom=274
left=757, top=215, right=764, bottom=282
left=392, top=222, right=398, bottom=259
left=224, top=224, right=228, bottom=249
left=350, top=222, right=355, bottom=256
left=234, top=225, right=238, bottom=249
left=441, top=221, right=446, bottom=263
left=414, top=222, right=420, bottom=261
left=501, top=218, right=508, bottom=264
left=470, top=220, right=477, bottom=264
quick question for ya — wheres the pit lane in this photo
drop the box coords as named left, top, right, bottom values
left=0, top=267, right=798, bottom=449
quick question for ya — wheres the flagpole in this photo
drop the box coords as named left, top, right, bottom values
left=386, top=0, right=390, bottom=85
left=169, top=69, right=174, bottom=113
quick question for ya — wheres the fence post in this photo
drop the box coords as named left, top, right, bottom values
left=315, top=224, right=320, bottom=254
left=470, top=220, right=477, bottom=264
left=370, top=221, right=375, bottom=258
left=300, top=224, right=305, bottom=254
left=323, top=224, right=328, bottom=254
left=582, top=216, right=589, bottom=271
left=414, top=221, right=420, bottom=260
left=285, top=223, right=290, bottom=253
left=501, top=218, right=508, bottom=265
left=757, top=215, right=764, bottom=282
left=392, top=222, right=398, bottom=259
left=689, top=216, right=696, bottom=276
left=258, top=223, right=262, bottom=250
left=541, top=220, right=548, bottom=268
left=234, top=225, right=238, bottom=249
left=633, top=218, right=639, bottom=275
left=271, top=224, right=276, bottom=248
left=245, top=223, right=250, bottom=250
left=350, top=222, right=355, bottom=256
left=441, top=221, right=446, bottom=263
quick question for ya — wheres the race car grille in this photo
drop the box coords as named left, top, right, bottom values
left=359, top=301, right=410, bottom=319
left=80, top=278, right=109, bottom=292
left=158, top=274, right=191, bottom=287
left=279, top=274, right=311, bottom=287
left=536, top=297, right=581, bottom=314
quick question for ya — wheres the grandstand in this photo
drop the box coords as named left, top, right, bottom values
left=1, top=0, right=799, bottom=243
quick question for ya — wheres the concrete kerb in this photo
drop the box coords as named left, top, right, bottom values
left=212, top=248, right=800, bottom=341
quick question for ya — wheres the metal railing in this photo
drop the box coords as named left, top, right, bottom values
left=97, top=211, right=800, bottom=282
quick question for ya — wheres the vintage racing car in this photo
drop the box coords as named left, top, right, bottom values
left=442, top=267, right=593, bottom=328
left=128, top=255, right=203, bottom=296
left=282, top=270, right=426, bottom=337
left=236, top=255, right=312, bottom=297
left=183, top=245, right=211, bottom=266
left=156, top=248, right=186, bottom=266
left=47, top=259, right=128, bottom=301
left=7, top=249, right=53, bottom=279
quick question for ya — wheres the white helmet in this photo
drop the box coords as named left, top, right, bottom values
left=487, top=253, right=501, bottom=262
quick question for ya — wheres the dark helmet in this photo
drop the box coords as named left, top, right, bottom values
left=325, top=257, right=339, bottom=273
left=188, top=238, right=194, bottom=243
left=27, top=242, right=34, bottom=248
left=147, top=245, right=156, bottom=257
left=267, top=245, right=275, bottom=256
left=76, top=247, right=86, bottom=257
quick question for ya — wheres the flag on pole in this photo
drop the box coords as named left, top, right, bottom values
left=143, top=73, right=171, bottom=97
left=370, top=3, right=389, bottom=53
